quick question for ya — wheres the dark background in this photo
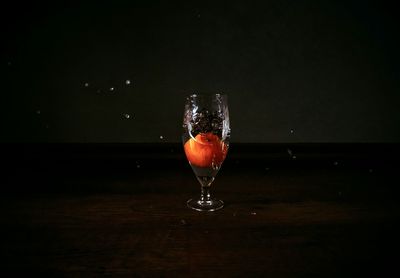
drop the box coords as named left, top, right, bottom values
left=1, top=0, right=399, bottom=143
left=1, top=2, right=400, bottom=275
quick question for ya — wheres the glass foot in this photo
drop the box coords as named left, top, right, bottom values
left=187, top=198, right=224, bottom=212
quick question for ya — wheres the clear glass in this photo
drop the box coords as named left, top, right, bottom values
left=182, top=94, right=230, bottom=211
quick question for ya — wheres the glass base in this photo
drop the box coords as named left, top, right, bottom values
left=187, top=198, right=224, bottom=212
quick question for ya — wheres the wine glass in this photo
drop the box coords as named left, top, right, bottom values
left=182, top=94, right=230, bottom=211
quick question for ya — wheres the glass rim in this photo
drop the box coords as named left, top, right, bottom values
left=186, top=93, right=228, bottom=99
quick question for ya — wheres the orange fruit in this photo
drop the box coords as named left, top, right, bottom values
left=184, top=133, right=228, bottom=168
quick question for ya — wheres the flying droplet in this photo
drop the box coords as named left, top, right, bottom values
left=159, top=135, right=164, bottom=140
left=125, top=80, right=131, bottom=85
left=333, top=161, right=339, bottom=166
left=136, top=164, right=141, bottom=168
left=251, top=212, right=257, bottom=215
left=290, top=129, right=294, bottom=134
left=123, top=113, right=131, bottom=119
left=109, top=87, right=114, bottom=92
left=36, top=110, right=41, bottom=115
left=84, top=82, right=89, bottom=87
left=292, top=155, right=297, bottom=159
left=287, top=149, right=293, bottom=156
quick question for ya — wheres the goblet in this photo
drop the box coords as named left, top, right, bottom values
left=182, top=94, right=230, bottom=211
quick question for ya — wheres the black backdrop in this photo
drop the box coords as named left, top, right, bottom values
left=1, top=0, right=399, bottom=143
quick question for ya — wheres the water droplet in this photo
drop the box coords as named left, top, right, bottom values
left=136, top=164, right=141, bottom=168
left=292, top=155, right=297, bottom=159
left=84, top=82, right=89, bottom=87
left=290, top=129, right=294, bottom=134
left=159, top=135, right=164, bottom=140
left=109, top=87, right=114, bottom=92
left=123, top=113, right=131, bottom=119
left=333, top=161, right=339, bottom=166
left=251, top=212, right=257, bottom=215
left=125, top=79, right=131, bottom=85
left=36, top=110, right=41, bottom=115
left=287, top=149, right=293, bottom=156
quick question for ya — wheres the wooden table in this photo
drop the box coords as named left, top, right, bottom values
left=1, top=144, right=399, bottom=277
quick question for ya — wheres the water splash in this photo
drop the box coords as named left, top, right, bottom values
left=287, top=149, right=297, bottom=159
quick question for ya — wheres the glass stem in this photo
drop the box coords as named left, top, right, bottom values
left=200, top=186, right=211, bottom=203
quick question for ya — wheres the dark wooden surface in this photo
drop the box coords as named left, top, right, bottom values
left=1, top=144, right=400, bottom=277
